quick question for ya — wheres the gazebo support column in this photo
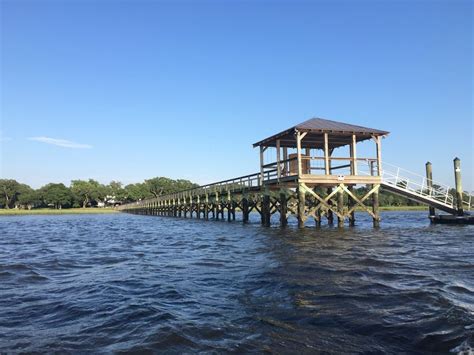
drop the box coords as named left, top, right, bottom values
left=324, top=132, right=330, bottom=175
left=351, top=134, right=357, bottom=175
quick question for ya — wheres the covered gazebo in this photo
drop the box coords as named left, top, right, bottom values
left=253, top=117, right=389, bottom=184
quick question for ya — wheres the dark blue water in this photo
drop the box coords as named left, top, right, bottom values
left=0, top=211, right=473, bottom=353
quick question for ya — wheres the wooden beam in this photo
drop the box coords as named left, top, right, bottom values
left=260, top=146, right=264, bottom=186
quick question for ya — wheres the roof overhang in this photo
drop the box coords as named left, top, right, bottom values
left=253, top=118, right=389, bottom=149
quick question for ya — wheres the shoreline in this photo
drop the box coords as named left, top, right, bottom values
left=0, top=206, right=427, bottom=216
left=0, top=208, right=118, bottom=216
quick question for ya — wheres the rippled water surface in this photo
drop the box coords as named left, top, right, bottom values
left=1, top=212, right=473, bottom=353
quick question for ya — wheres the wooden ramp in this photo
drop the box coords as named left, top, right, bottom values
left=381, top=182, right=457, bottom=214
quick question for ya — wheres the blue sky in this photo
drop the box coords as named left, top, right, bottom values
left=1, top=0, right=472, bottom=190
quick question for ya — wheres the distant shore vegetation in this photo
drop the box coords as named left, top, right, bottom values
left=0, top=178, right=423, bottom=212
left=0, top=178, right=198, bottom=210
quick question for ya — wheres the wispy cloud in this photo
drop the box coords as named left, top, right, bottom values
left=28, top=136, right=93, bottom=149
left=0, top=131, right=12, bottom=142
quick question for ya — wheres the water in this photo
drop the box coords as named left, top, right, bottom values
left=0, top=212, right=473, bottom=354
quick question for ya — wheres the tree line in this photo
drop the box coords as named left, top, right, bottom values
left=0, top=178, right=198, bottom=210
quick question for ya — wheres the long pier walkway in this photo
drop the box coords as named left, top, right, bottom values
left=118, top=118, right=472, bottom=226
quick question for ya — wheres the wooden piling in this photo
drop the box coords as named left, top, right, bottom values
left=337, top=189, right=344, bottom=227
left=425, top=162, right=435, bottom=217
left=242, top=196, right=249, bottom=223
left=372, top=185, right=380, bottom=227
left=280, top=191, right=288, bottom=227
left=348, top=186, right=355, bottom=226
left=326, top=187, right=334, bottom=225
left=297, top=184, right=305, bottom=228
left=262, top=194, right=271, bottom=226
left=454, top=157, right=464, bottom=216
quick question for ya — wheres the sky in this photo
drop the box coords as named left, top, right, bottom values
left=1, top=0, right=472, bottom=191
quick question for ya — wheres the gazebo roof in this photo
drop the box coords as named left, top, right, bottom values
left=253, top=117, right=389, bottom=149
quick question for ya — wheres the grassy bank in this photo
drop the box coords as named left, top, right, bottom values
left=0, top=208, right=118, bottom=216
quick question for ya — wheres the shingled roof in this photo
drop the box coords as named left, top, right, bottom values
left=253, top=117, right=389, bottom=149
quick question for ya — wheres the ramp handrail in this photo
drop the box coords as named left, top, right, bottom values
left=376, top=162, right=472, bottom=211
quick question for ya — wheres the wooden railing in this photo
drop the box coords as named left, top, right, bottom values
left=117, top=169, right=279, bottom=210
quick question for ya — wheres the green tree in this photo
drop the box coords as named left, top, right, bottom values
left=0, top=179, right=21, bottom=209
left=108, top=181, right=126, bottom=204
left=124, top=183, right=150, bottom=202
left=71, top=179, right=103, bottom=208
left=144, top=177, right=198, bottom=197
left=40, top=183, right=73, bottom=209
left=17, top=185, right=42, bottom=209
left=145, top=177, right=174, bottom=197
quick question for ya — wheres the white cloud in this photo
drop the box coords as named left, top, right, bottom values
left=28, top=136, right=92, bottom=149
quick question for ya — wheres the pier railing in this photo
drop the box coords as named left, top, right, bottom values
left=117, top=169, right=279, bottom=210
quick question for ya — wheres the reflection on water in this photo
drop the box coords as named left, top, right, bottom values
left=0, top=212, right=473, bottom=353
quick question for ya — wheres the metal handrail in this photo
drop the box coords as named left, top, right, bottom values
left=369, top=162, right=457, bottom=208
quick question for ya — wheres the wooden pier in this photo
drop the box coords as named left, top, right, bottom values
left=118, top=118, right=472, bottom=226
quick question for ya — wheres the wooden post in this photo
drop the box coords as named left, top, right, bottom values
left=204, top=194, right=209, bottom=220
left=296, top=131, right=303, bottom=176
left=375, top=136, right=382, bottom=176
left=189, top=195, right=193, bottom=218
left=279, top=191, right=287, bottom=227
left=227, top=191, right=232, bottom=222
left=276, top=139, right=281, bottom=180
left=425, top=162, right=435, bottom=217
left=262, top=193, right=271, bottom=226
left=184, top=195, right=188, bottom=218
left=231, top=201, right=236, bottom=220
left=314, top=209, right=321, bottom=227
left=283, top=147, right=288, bottom=176
left=324, top=132, right=330, bottom=175
left=242, top=195, right=249, bottom=223
left=215, top=192, right=219, bottom=220
left=260, top=146, right=265, bottom=186
left=351, top=134, right=357, bottom=175
left=372, top=185, right=380, bottom=227
left=326, top=187, right=334, bottom=225
left=454, top=157, right=464, bottom=216
left=348, top=186, right=355, bottom=226
left=196, top=196, right=201, bottom=219
left=297, top=184, right=305, bottom=228
left=337, top=188, right=344, bottom=227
